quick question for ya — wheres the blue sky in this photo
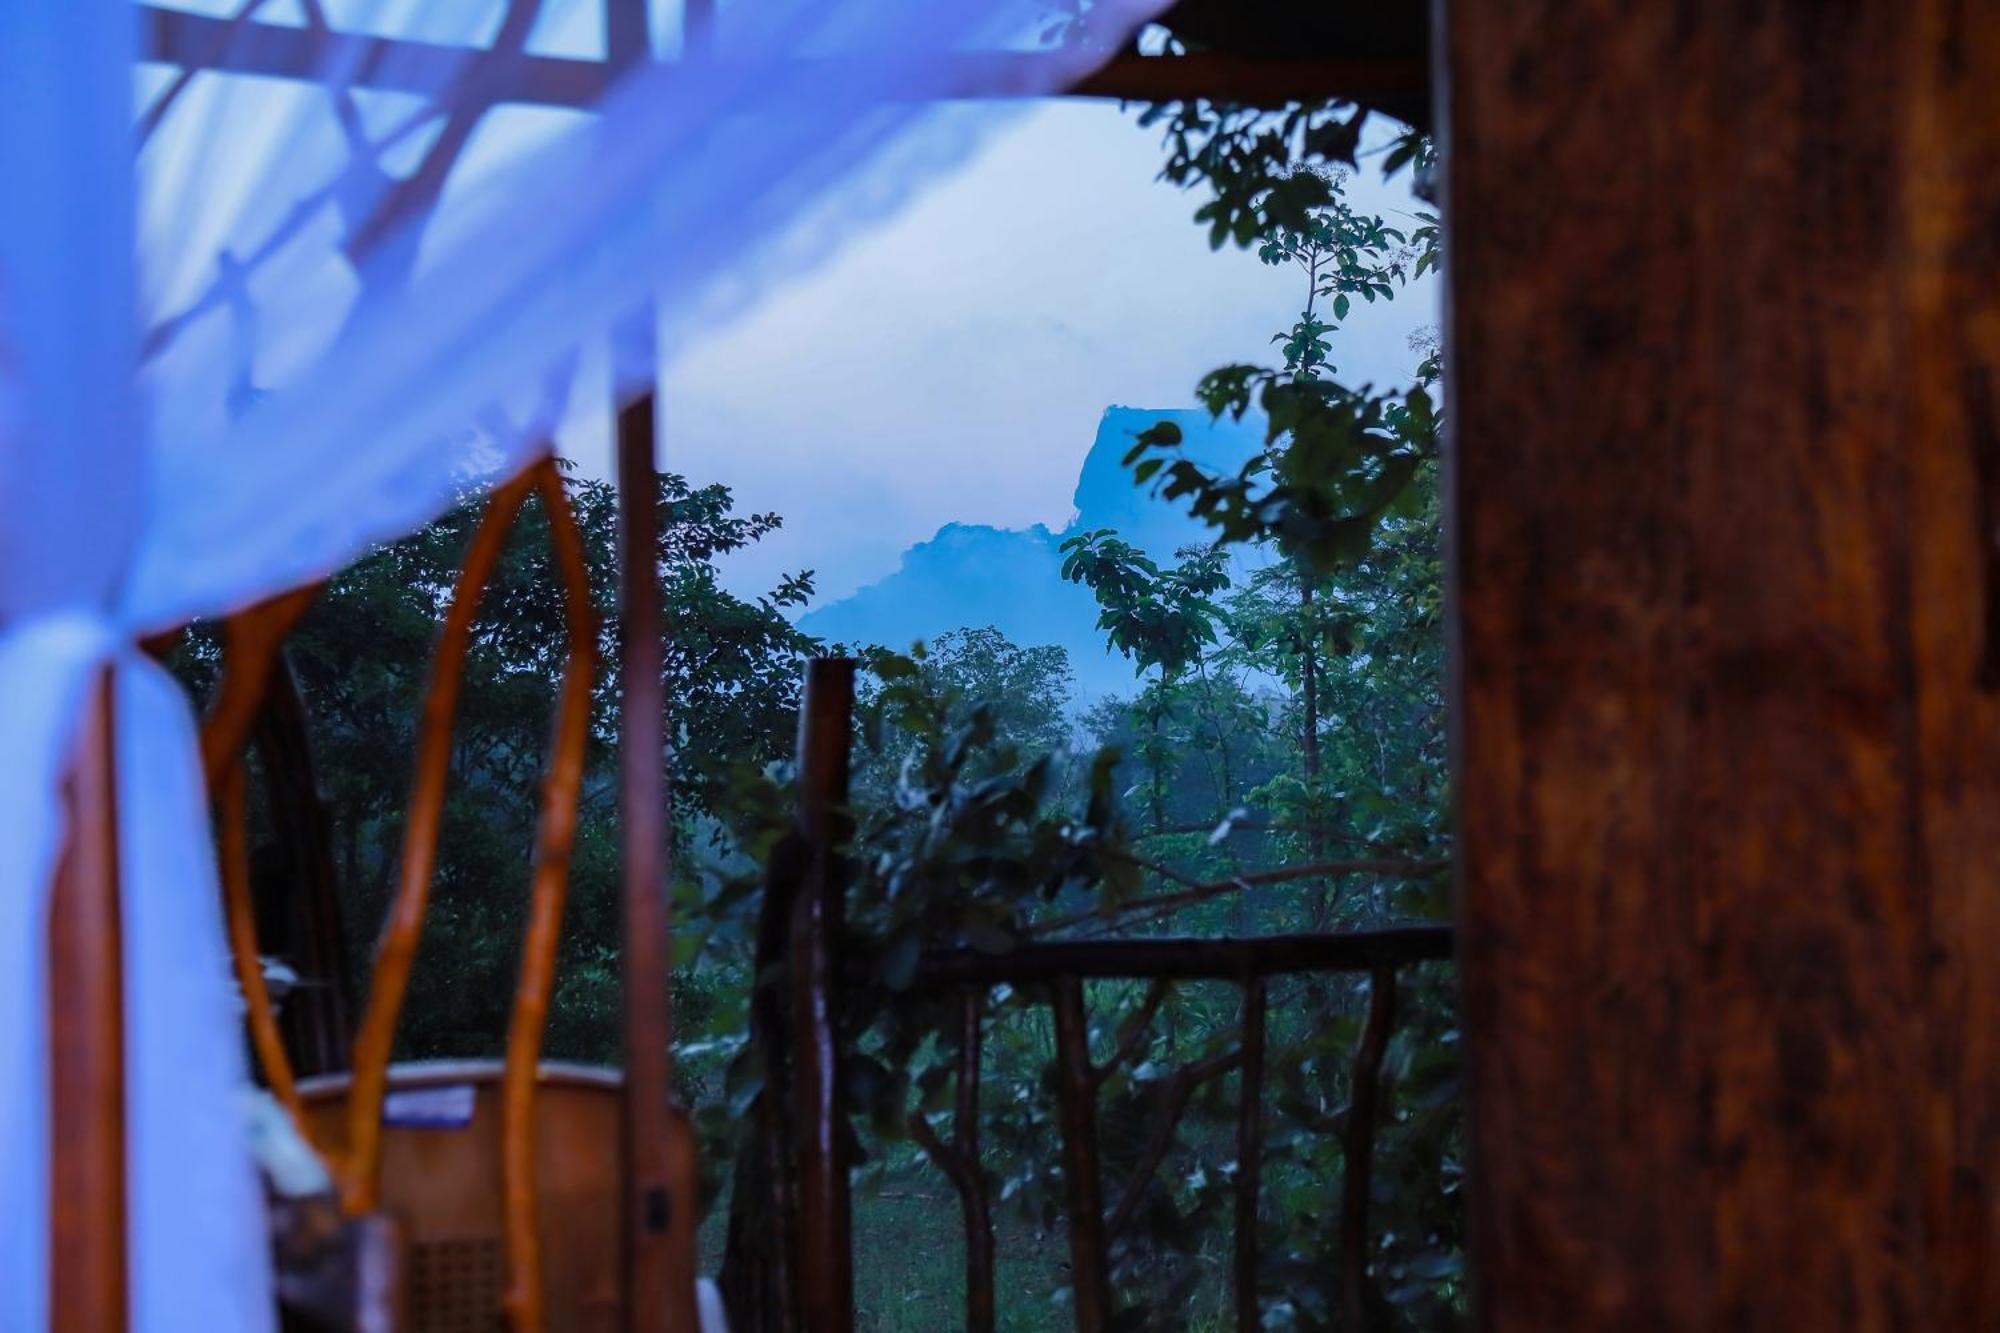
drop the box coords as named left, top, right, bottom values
left=558, top=98, right=1439, bottom=607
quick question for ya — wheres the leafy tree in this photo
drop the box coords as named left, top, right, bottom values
left=172, top=466, right=817, bottom=1065
left=850, top=626, right=1077, bottom=799
left=1124, top=163, right=1438, bottom=578
left=1059, top=535, right=1229, bottom=833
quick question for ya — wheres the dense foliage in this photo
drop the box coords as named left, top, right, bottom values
left=172, top=469, right=815, bottom=1064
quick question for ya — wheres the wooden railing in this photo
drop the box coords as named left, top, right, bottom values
left=894, top=932, right=1451, bottom=1333
left=733, top=659, right=1456, bottom=1333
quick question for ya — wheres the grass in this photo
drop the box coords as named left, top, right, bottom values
left=699, top=1170, right=1247, bottom=1332
left=849, top=1182, right=1073, bottom=1333
left=699, top=1172, right=1074, bottom=1332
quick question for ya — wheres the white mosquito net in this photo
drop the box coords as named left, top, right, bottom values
left=0, top=1, right=1167, bottom=1325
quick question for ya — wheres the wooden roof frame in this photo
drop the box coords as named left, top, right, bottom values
left=138, top=3, right=1427, bottom=112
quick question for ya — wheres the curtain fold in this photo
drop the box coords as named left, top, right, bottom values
left=0, top=1, right=1167, bottom=1326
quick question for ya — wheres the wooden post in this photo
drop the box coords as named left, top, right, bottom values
left=1338, top=969, right=1394, bottom=1331
left=1050, top=977, right=1111, bottom=1333
left=616, top=394, right=703, bottom=1333
left=1232, top=979, right=1265, bottom=1333
left=1441, top=2, right=2000, bottom=1328
left=48, top=671, right=127, bottom=1333
left=790, top=658, right=855, bottom=1333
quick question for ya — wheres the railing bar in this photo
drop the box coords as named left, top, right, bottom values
left=1341, top=967, right=1398, bottom=1332
left=1234, top=979, right=1267, bottom=1332
left=910, top=927, right=1452, bottom=987
left=1050, top=977, right=1112, bottom=1333
left=911, top=989, right=996, bottom=1333
left=954, top=990, right=995, bottom=1333
left=720, top=815, right=804, bottom=1331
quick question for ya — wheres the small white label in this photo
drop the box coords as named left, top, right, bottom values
left=383, top=1083, right=476, bottom=1129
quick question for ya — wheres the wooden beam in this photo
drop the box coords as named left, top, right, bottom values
left=1442, top=2, right=2000, bottom=1328
left=789, top=659, right=856, bottom=1333
left=615, top=396, right=704, bottom=1333
left=910, top=926, right=1452, bottom=987
left=140, top=6, right=1420, bottom=111
left=48, top=672, right=127, bottom=1333
left=1075, top=51, right=1422, bottom=109
left=141, top=6, right=614, bottom=105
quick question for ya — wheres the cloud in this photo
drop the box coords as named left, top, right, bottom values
left=559, top=97, right=1437, bottom=609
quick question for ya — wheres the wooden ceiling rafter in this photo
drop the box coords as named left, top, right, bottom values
left=139, top=4, right=1426, bottom=112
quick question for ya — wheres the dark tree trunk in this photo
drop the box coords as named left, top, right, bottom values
left=1298, top=579, right=1331, bottom=929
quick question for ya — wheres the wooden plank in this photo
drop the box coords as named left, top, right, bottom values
left=789, top=658, right=856, bottom=1333
left=48, top=671, right=126, bottom=1333
left=615, top=395, right=705, bottom=1333
left=1441, top=3, right=2000, bottom=1328
left=911, top=926, right=1452, bottom=986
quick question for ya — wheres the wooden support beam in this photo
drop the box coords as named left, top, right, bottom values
left=140, top=6, right=1420, bottom=112
left=48, top=672, right=127, bottom=1333
left=1442, top=2, right=2000, bottom=1328
left=790, top=658, right=856, bottom=1333
left=615, top=396, right=704, bottom=1333
left=142, top=6, right=613, bottom=105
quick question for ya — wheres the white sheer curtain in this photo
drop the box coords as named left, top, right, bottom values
left=0, top=1, right=1165, bottom=1326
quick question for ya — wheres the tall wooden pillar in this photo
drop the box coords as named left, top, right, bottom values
left=49, top=673, right=126, bottom=1332
left=1440, top=3, right=2000, bottom=1329
left=616, top=394, right=703, bottom=1333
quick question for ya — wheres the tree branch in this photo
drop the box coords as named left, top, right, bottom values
left=1106, top=1045, right=1245, bottom=1241
left=1090, top=978, right=1172, bottom=1089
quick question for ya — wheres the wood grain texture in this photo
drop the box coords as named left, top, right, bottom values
left=301, top=1062, right=620, bottom=1331
left=1440, top=2, right=2000, bottom=1328
left=614, top=396, right=706, bottom=1333
left=48, top=672, right=126, bottom=1333
left=789, top=659, right=856, bottom=1333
